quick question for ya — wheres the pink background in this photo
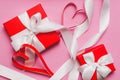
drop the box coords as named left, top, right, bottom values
left=0, top=0, right=119, bottom=80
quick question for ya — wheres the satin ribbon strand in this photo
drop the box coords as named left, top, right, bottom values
left=0, top=65, right=36, bottom=80
left=49, top=59, right=74, bottom=80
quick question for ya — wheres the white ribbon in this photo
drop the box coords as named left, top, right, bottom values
left=80, top=52, right=113, bottom=80
left=0, top=65, right=36, bottom=80
left=49, top=0, right=110, bottom=80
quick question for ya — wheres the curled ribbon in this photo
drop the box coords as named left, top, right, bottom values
left=49, top=0, right=111, bottom=80
left=80, top=52, right=113, bottom=80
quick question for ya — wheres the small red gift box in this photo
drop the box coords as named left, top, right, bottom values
left=77, top=44, right=115, bottom=80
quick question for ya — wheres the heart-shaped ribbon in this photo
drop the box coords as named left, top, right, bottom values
left=12, top=44, right=53, bottom=76
left=61, top=2, right=87, bottom=30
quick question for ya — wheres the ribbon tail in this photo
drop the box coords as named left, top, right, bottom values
left=81, top=32, right=103, bottom=50
left=34, top=21, right=65, bottom=33
left=68, top=61, right=80, bottom=80
left=60, top=29, right=73, bottom=54
left=49, top=59, right=74, bottom=80
left=99, top=0, right=110, bottom=32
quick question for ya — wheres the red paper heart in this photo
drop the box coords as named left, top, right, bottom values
left=61, top=2, right=87, bottom=29
left=12, top=44, right=53, bottom=77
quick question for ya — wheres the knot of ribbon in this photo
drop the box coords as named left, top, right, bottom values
left=80, top=52, right=113, bottom=80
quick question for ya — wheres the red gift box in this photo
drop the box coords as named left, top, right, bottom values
left=4, top=4, right=60, bottom=52
left=77, top=44, right=115, bottom=80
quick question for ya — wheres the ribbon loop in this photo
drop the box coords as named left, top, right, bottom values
left=30, top=13, right=42, bottom=33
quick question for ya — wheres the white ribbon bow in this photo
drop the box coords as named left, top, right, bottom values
left=11, top=12, right=64, bottom=51
left=49, top=0, right=111, bottom=80
left=80, top=52, right=113, bottom=80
